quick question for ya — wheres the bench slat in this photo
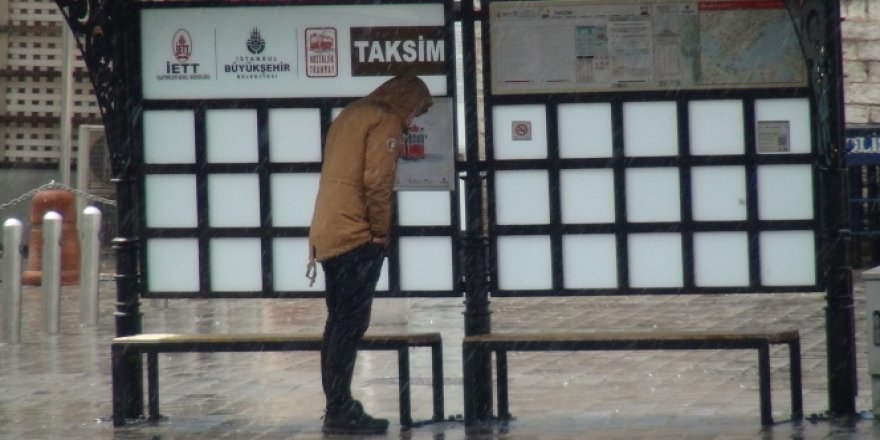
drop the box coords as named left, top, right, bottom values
left=464, top=330, right=798, bottom=344
left=114, top=332, right=441, bottom=347
left=463, top=330, right=799, bottom=351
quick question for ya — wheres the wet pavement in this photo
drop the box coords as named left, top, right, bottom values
left=2, top=260, right=880, bottom=439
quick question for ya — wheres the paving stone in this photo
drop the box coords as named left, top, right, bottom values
left=2, top=262, right=880, bottom=438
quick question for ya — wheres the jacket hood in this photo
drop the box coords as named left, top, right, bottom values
left=364, top=75, right=431, bottom=127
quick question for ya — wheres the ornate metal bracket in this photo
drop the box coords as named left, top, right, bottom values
left=55, top=0, right=133, bottom=175
left=785, top=0, right=846, bottom=168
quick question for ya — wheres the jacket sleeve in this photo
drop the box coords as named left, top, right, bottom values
left=363, top=118, right=401, bottom=239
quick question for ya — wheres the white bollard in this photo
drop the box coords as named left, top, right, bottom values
left=3, top=219, right=23, bottom=343
left=79, top=207, right=101, bottom=326
left=863, top=266, right=880, bottom=417
left=42, top=211, right=62, bottom=335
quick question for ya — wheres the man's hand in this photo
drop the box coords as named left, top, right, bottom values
left=371, top=236, right=387, bottom=246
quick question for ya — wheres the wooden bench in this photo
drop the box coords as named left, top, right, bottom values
left=462, top=330, right=802, bottom=426
left=111, top=332, right=444, bottom=427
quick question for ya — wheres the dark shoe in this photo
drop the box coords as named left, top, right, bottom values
left=322, top=401, right=389, bottom=435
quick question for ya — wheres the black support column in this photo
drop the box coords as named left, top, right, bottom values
left=786, top=0, right=857, bottom=418
left=460, top=0, right=494, bottom=425
left=56, top=0, right=145, bottom=421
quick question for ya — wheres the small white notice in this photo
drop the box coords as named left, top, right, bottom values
left=757, top=120, right=790, bottom=153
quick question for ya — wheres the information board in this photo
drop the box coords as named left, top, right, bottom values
left=489, top=0, right=807, bottom=94
left=396, top=97, right=456, bottom=191
left=141, top=3, right=447, bottom=99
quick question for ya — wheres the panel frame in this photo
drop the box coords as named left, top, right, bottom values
left=480, top=6, right=820, bottom=296
left=133, top=0, right=461, bottom=298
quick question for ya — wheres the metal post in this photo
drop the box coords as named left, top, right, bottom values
left=59, top=23, right=74, bottom=187
left=54, top=0, right=144, bottom=421
left=42, top=211, right=62, bottom=335
left=460, top=0, right=494, bottom=425
left=113, top=174, right=143, bottom=419
left=785, top=0, right=857, bottom=417
left=80, top=206, right=101, bottom=326
left=3, top=219, right=24, bottom=344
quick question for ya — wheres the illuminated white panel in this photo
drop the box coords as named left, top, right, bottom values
left=628, top=233, right=683, bottom=288
left=626, top=168, right=680, bottom=222
left=271, top=173, right=320, bottom=227
left=274, top=238, right=324, bottom=290
left=558, top=103, right=613, bottom=158
left=560, top=169, right=615, bottom=224
left=624, top=101, right=678, bottom=157
left=206, top=109, right=259, bottom=163
left=210, top=238, right=262, bottom=291
left=691, top=166, right=747, bottom=221
left=459, top=174, right=470, bottom=231
left=269, top=109, right=322, bottom=162
left=693, top=232, right=749, bottom=287
left=755, top=98, right=811, bottom=154
left=492, top=105, right=547, bottom=160
left=143, top=110, right=196, bottom=164
left=147, top=238, right=199, bottom=292
left=398, top=191, right=451, bottom=226
left=689, top=100, right=744, bottom=155
left=496, top=170, right=550, bottom=225
left=760, top=231, right=816, bottom=286
left=208, top=174, right=261, bottom=227
left=562, top=234, right=617, bottom=289
left=145, top=175, right=198, bottom=228
left=377, top=260, right=389, bottom=292
left=757, top=165, right=814, bottom=220
left=497, top=236, right=552, bottom=290
left=399, top=237, right=453, bottom=290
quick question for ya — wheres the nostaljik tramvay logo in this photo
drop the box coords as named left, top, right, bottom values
left=224, top=27, right=292, bottom=80
left=305, top=28, right=338, bottom=78
left=158, top=29, right=210, bottom=81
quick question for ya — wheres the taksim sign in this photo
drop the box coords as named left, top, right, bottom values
left=350, top=26, right=446, bottom=76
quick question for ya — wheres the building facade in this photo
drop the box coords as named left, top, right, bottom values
left=0, top=0, right=100, bottom=164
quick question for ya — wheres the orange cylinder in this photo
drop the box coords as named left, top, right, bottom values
left=22, top=189, right=80, bottom=286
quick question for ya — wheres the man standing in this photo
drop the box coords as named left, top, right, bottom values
left=307, top=75, right=432, bottom=435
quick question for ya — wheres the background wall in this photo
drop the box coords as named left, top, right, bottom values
left=842, top=0, right=880, bottom=125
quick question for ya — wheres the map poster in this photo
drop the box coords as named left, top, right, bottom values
left=395, top=97, right=456, bottom=191
left=489, top=0, right=807, bottom=95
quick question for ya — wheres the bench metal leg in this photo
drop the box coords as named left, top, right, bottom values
left=496, top=350, right=510, bottom=420
left=398, top=348, right=412, bottom=426
left=112, top=345, right=145, bottom=426
left=148, top=353, right=160, bottom=421
left=431, top=342, right=444, bottom=422
left=789, top=339, right=803, bottom=420
left=111, top=345, right=126, bottom=427
left=462, top=343, right=476, bottom=425
left=758, top=344, right=773, bottom=425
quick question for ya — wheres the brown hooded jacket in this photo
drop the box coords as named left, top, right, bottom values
left=308, top=75, right=431, bottom=262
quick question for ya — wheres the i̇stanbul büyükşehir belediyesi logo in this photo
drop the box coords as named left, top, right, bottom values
left=246, top=27, right=266, bottom=54
left=224, top=27, right=293, bottom=79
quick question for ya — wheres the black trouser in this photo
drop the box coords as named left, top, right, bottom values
left=320, top=242, right=385, bottom=413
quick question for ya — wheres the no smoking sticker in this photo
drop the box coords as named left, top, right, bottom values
left=512, top=121, right=532, bottom=141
